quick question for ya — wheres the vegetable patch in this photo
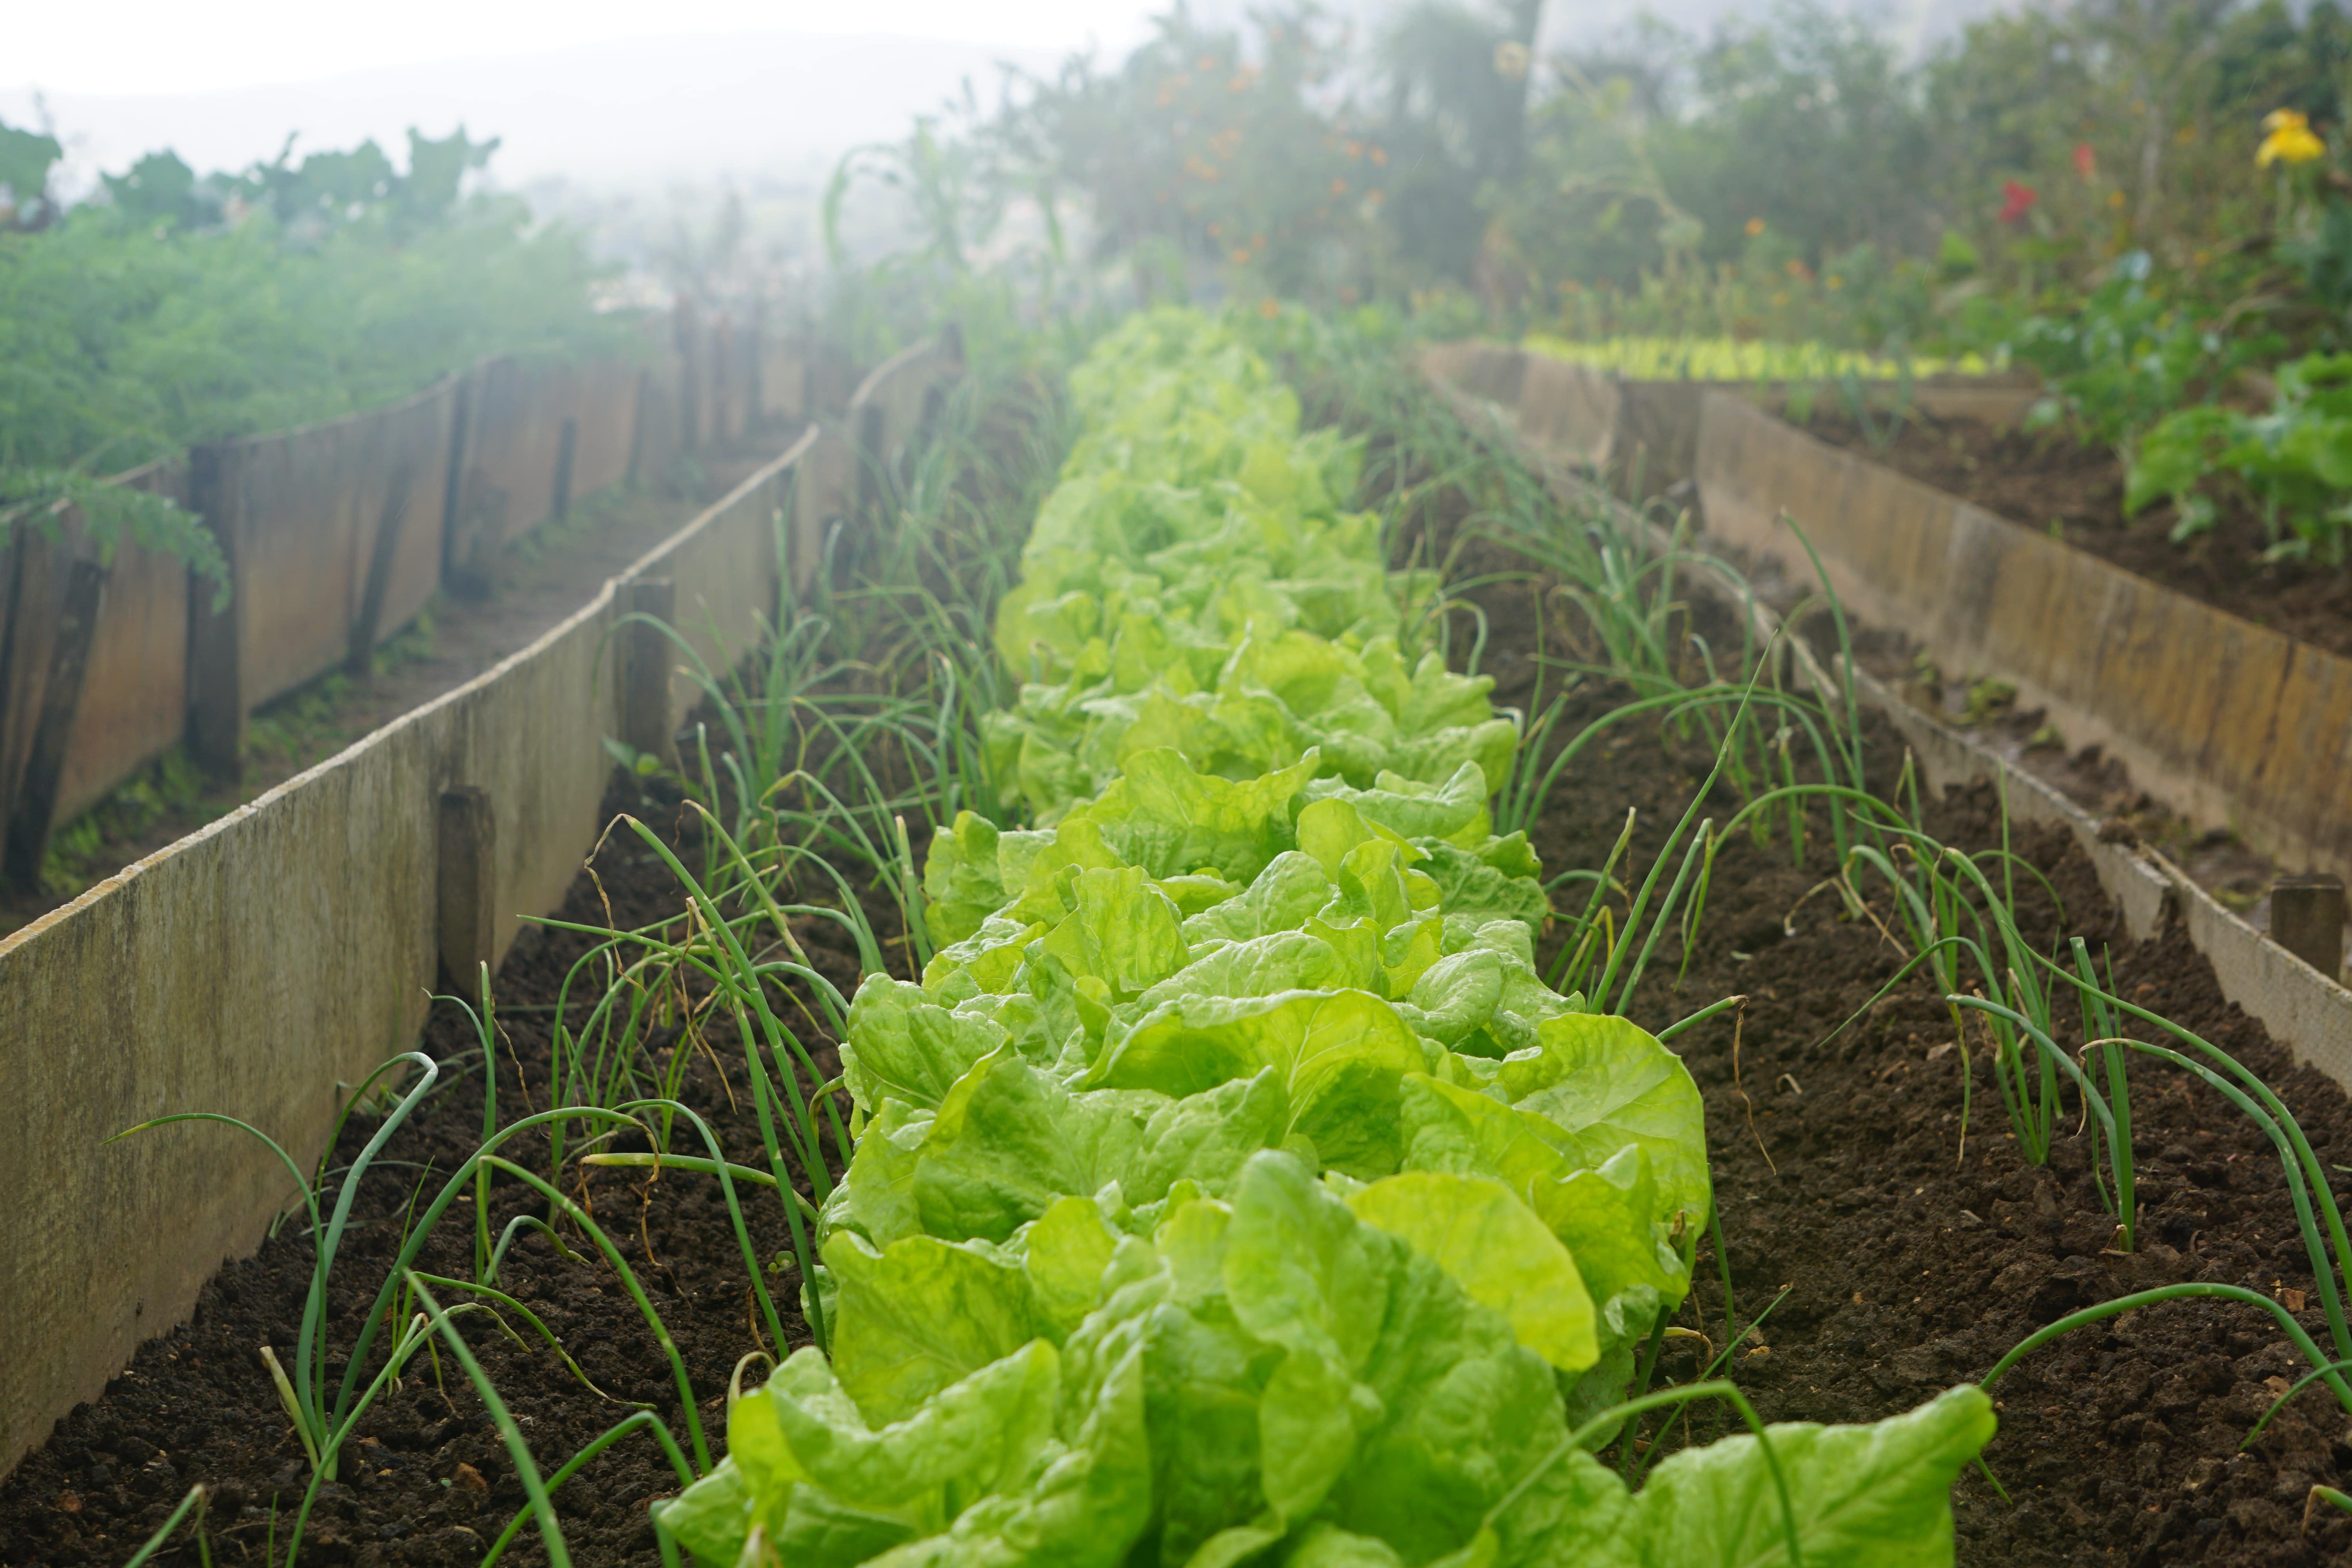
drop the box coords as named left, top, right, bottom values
left=666, top=310, right=1993, bottom=1567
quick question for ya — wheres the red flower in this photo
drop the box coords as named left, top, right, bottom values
left=1998, top=179, right=2039, bottom=223
left=2072, top=142, right=2096, bottom=179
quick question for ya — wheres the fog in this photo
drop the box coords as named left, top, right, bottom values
left=7, top=0, right=2010, bottom=194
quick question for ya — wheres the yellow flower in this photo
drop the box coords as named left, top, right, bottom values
left=1229, top=248, right=1252, bottom=266
left=2258, top=108, right=2325, bottom=167
left=1745, top=216, right=1766, bottom=238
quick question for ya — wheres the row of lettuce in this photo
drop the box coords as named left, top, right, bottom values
left=663, top=310, right=1994, bottom=1566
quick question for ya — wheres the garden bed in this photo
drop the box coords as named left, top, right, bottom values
left=8, top=635, right=2350, bottom=1568
left=12, top=322, right=2352, bottom=1568
left=1469, top=566, right=2352, bottom=1566
left=1801, top=410, right=2352, bottom=662
left=0, top=778, right=847, bottom=1568
left=0, top=432, right=800, bottom=939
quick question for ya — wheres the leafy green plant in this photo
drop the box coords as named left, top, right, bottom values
left=1965, top=965, right=2352, bottom=1407
left=667, top=1150, right=1993, bottom=1567
left=0, top=127, right=632, bottom=573
left=2127, top=349, right=2352, bottom=559
left=109, top=1051, right=445, bottom=1488
left=2011, top=250, right=2277, bottom=453
left=623, top=307, right=1999, bottom=1565
left=1523, top=334, right=1967, bottom=381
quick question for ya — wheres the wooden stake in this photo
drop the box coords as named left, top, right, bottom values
left=437, top=786, right=497, bottom=989
left=551, top=416, right=579, bottom=524
left=621, top=577, right=677, bottom=766
left=2272, top=873, right=2346, bottom=983
left=2, top=557, right=106, bottom=893
left=348, top=461, right=414, bottom=673
left=186, top=443, right=245, bottom=780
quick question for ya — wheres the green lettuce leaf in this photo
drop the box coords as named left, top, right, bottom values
left=1630, top=1385, right=1996, bottom=1566
left=822, top=1231, right=1046, bottom=1425
left=843, top=979, right=1012, bottom=1115
left=1091, top=989, right=1427, bottom=1178
left=1346, top=1171, right=1598, bottom=1373
left=1495, top=1014, right=1710, bottom=1232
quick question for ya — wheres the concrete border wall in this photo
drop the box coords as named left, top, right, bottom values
left=1418, top=350, right=2352, bottom=1102
left=450, top=358, right=625, bottom=569
left=0, top=303, right=838, bottom=882
left=0, top=460, right=195, bottom=829
left=0, top=332, right=957, bottom=1479
left=219, top=379, right=461, bottom=710
left=1417, top=342, right=2040, bottom=497
left=1689, top=392, right=2352, bottom=891
left=1419, top=342, right=2352, bottom=888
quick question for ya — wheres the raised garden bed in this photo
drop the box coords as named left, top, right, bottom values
left=13, top=315, right=2352, bottom=1568
left=11, top=594, right=2350, bottom=1568
left=0, top=780, right=842, bottom=1567
left=1801, top=410, right=2352, bottom=663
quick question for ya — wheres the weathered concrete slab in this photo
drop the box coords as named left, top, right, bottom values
left=1693, top=392, right=2352, bottom=889
left=221, top=380, right=459, bottom=709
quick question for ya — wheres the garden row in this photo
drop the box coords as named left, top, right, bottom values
left=16, top=305, right=2352, bottom=1567
left=0, top=331, right=959, bottom=1494
left=1429, top=340, right=2352, bottom=1065
left=645, top=310, right=1995, bottom=1565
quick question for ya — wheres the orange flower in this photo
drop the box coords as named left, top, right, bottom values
left=1330, top=177, right=1348, bottom=195
left=1230, top=247, right=1252, bottom=265
left=1744, top=216, right=1766, bottom=238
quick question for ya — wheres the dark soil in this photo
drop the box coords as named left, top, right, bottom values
left=1703, top=501, right=2292, bottom=934
left=0, top=777, right=863, bottom=1568
left=1475, top=569, right=2352, bottom=1567
left=1801, top=408, right=2352, bottom=662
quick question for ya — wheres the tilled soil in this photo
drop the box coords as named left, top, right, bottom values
left=0, top=782, right=852, bottom=1568
left=1481, top=579, right=2352, bottom=1566
left=10, top=529, right=2352, bottom=1566
left=1800, top=408, right=2352, bottom=661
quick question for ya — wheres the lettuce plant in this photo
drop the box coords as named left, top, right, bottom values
left=658, top=310, right=1996, bottom=1566
left=2127, top=349, right=2352, bottom=560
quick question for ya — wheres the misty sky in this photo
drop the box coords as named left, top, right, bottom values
left=8, top=0, right=1992, bottom=189
left=13, top=2, right=1169, bottom=96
